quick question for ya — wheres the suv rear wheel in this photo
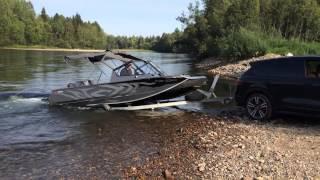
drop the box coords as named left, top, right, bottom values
left=246, top=93, right=272, bottom=120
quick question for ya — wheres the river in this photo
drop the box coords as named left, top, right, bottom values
left=0, top=49, right=235, bottom=178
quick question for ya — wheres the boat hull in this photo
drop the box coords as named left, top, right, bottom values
left=49, top=76, right=207, bottom=107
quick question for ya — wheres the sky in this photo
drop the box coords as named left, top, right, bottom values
left=29, top=0, right=196, bottom=37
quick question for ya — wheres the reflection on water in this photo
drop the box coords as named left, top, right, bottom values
left=0, top=49, right=234, bottom=178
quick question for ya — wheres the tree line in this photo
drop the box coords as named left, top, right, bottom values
left=105, top=29, right=185, bottom=53
left=0, top=0, right=180, bottom=52
left=174, top=0, right=320, bottom=59
left=1, top=0, right=319, bottom=59
left=0, top=0, right=106, bottom=49
left=105, top=0, right=320, bottom=58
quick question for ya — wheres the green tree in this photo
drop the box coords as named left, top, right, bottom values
left=40, top=7, right=49, bottom=22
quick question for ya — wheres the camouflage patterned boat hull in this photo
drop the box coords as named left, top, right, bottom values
left=49, top=76, right=207, bottom=107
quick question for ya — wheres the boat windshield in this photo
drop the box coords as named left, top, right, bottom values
left=64, top=51, right=165, bottom=84
left=113, top=60, right=162, bottom=76
left=94, top=59, right=164, bottom=83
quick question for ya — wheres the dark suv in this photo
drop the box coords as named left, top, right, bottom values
left=235, top=56, right=320, bottom=120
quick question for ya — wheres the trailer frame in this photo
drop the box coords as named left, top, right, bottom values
left=102, top=75, right=233, bottom=111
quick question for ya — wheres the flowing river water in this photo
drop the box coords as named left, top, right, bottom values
left=0, top=49, right=235, bottom=178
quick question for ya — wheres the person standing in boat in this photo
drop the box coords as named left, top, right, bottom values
left=120, top=63, right=134, bottom=76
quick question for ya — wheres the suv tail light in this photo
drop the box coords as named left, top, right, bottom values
left=234, top=79, right=242, bottom=86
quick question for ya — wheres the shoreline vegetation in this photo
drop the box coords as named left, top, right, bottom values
left=172, top=0, right=320, bottom=60
left=0, top=0, right=178, bottom=54
left=1, top=0, right=320, bottom=61
left=0, top=46, right=104, bottom=52
left=0, top=46, right=151, bottom=53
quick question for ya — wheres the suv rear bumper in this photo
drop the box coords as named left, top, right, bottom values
left=234, top=82, right=247, bottom=107
left=235, top=93, right=245, bottom=106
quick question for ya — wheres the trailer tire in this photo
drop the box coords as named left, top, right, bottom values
left=185, top=91, right=206, bottom=101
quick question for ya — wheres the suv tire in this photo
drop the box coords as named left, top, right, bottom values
left=246, top=93, right=272, bottom=120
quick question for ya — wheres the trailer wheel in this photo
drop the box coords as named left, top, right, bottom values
left=223, top=98, right=233, bottom=104
left=185, top=91, right=206, bottom=101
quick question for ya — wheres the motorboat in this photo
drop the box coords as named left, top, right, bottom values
left=49, top=50, right=207, bottom=109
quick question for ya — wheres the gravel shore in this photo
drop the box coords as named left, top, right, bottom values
left=122, top=112, right=320, bottom=179
left=201, top=54, right=282, bottom=79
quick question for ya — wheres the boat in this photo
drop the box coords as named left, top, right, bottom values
left=49, top=50, right=207, bottom=109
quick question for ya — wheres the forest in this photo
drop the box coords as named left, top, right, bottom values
left=0, top=0, right=106, bottom=49
left=1, top=0, right=320, bottom=59
left=0, top=0, right=176, bottom=52
left=175, top=0, right=320, bottom=59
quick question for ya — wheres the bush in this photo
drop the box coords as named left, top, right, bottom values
left=265, top=37, right=320, bottom=55
left=221, top=28, right=267, bottom=59
left=55, top=40, right=72, bottom=49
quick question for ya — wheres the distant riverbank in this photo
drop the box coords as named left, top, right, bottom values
left=0, top=45, right=105, bottom=52
left=0, top=46, right=152, bottom=53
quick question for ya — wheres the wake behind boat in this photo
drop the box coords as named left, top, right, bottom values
left=49, top=50, right=207, bottom=109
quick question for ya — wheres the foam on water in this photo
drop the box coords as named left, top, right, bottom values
left=0, top=84, right=22, bottom=87
left=9, top=96, right=45, bottom=104
left=0, top=95, right=48, bottom=115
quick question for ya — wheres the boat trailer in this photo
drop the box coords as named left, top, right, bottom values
left=102, top=75, right=233, bottom=111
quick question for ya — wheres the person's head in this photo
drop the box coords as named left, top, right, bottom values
left=125, top=63, right=132, bottom=69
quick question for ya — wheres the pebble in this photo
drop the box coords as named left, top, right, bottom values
left=164, top=169, right=174, bottom=180
left=241, top=177, right=253, bottom=180
left=198, top=163, right=206, bottom=172
left=255, top=177, right=264, bottom=180
left=130, top=167, right=137, bottom=173
left=240, top=135, right=246, bottom=140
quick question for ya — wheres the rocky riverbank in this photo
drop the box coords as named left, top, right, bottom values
left=198, top=54, right=282, bottom=79
left=122, top=112, right=320, bottom=179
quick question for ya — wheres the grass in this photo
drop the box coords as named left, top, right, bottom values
left=264, top=37, right=320, bottom=56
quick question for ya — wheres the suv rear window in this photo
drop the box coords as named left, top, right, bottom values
left=305, top=60, right=320, bottom=78
left=252, top=59, right=304, bottom=78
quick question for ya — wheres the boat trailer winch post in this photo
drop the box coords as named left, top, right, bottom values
left=102, top=75, right=233, bottom=111
left=195, top=74, right=220, bottom=99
